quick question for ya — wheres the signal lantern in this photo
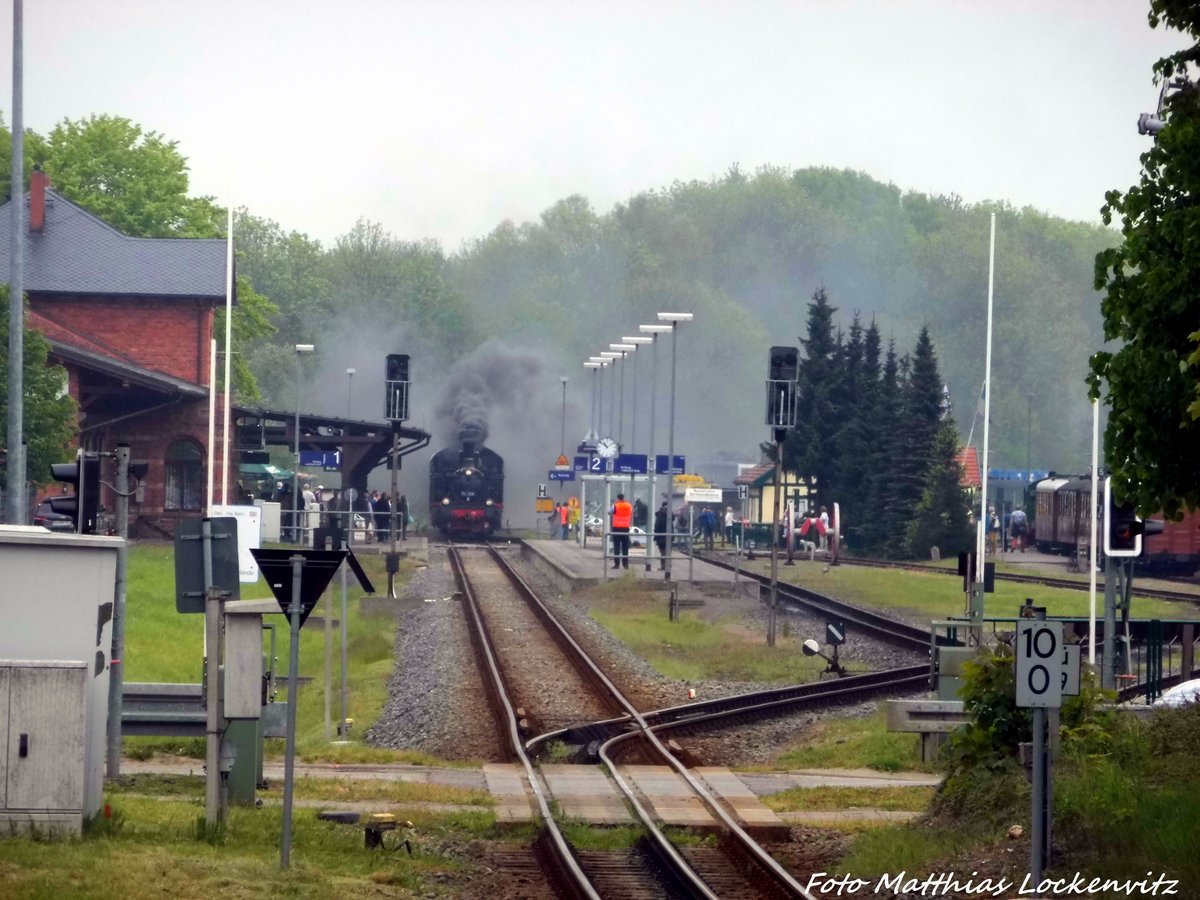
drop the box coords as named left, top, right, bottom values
left=49, top=451, right=101, bottom=534
left=385, top=354, right=410, bottom=422
left=766, top=345, right=799, bottom=430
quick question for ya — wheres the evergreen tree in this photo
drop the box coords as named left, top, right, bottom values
left=830, top=314, right=871, bottom=539
left=787, top=287, right=839, bottom=508
left=903, top=418, right=974, bottom=558
left=853, top=320, right=887, bottom=552
left=888, top=328, right=951, bottom=556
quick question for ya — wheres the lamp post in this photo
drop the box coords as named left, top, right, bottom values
left=609, top=343, right=636, bottom=448
left=621, top=336, right=652, bottom=459
left=600, top=351, right=622, bottom=441
left=584, top=361, right=603, bottom=445
left=346, top=368, right=356, bottom=417
left=293, top=344, right=315, bottom=543
left=639, top=324, right=671, bottom=571
left=657, top=312, right=693, bottom=580
left=590, top=356, right=609, bottom=441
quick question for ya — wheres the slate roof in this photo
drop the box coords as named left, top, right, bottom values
left=0, top=189, right=227, bottom=299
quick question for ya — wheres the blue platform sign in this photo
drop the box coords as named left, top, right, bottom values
left=614, top=454, right=648, bottom=475
left=549, top=470, right=576, bottom=481
left=573, top=455, right=590, bottom=472
left=299, top=450, right=342, bottom=469
left=655, top=454, right=685, bottom=475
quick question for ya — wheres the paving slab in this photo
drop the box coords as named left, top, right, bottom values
left=694, top=767, right=786, bottom=831
left=483, top=763, right=534, bottom=822
left=541, top=764, right=632, bottom=823
left=620, top=764, right=716, bottom=827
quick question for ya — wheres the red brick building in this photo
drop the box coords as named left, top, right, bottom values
left=1, top=172, right=230, bottom=536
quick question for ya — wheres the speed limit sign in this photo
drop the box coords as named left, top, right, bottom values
left=1016, top=620, right=1064, bottom=708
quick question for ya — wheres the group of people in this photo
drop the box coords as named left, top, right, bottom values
left=985, top=505, right=1028, bottom=553
left=550, top=501, right=582, bottom=539
left=365, top=491, right=409, bottom=542
left=606, top=496, right=742, bottom=569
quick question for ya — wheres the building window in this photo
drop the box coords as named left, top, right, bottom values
left=165, top=440, right=204, bottom=511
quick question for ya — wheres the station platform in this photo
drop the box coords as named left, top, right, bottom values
left=521, top=539, right=758, bottom=600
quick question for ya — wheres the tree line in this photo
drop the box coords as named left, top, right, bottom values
left=785, top=288, right=972, bottom=558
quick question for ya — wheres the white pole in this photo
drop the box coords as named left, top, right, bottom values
left=206, top=337, right=217, bottom=515
left=977, top=213, right=996, bottom=583
left=221, top=204, right=234, bottom=505
left=1088, top=398, right=1100, bottom=665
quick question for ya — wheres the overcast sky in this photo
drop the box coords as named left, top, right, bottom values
left=0, top=1, right=1187, bottom=251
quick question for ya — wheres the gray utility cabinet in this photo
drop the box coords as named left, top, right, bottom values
left=0, top=661, right=88, bottom=836
left=0, top=527, right=122, bottom=827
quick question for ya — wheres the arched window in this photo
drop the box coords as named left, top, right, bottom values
left=165, top=440, right=204, bottom=511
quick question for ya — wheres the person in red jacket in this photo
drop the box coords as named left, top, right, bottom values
left=610, top=493, right=633, bottom=569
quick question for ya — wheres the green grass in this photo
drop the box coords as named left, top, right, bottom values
left=0, top=794, right=500, bottom=898
left=108, top=774, right=493, bottom=807
left=590, top=600, right=831, bottom=683
left=836, top=824, right=974, bottom=876
left=121, top=544, right=433, bottom=763
left=762, top=785, right=935, bottom=813
left=769, top=705, right=926, bottom=772
left=741, top=557, right=1200, bottom=622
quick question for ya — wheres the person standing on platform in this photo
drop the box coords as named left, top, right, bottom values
left=610, top=493, right=633, bottom=569
left=397, top=494, right=409, bottom=540
left=653, top=501, right=669, bottom=568
left=698, top=506, right=716, bottom=550
left=1010, top=506, right=1028, bottom=552
left=559, top=501, right=570, bottom=539
left=724, top=507, right=734, bottom=546
left=374, top=490, right=390, bottom=543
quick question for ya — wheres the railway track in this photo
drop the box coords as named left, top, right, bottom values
left=835, top=555, right=1200, bottom=605
left=691, top=552, right=940, bottom=652
left=448, top=541, right=933, bottom=898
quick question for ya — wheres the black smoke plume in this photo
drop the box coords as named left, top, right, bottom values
left=435, top=345, right=543, bottom=446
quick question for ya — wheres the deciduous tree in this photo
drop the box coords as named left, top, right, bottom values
left=1089, top=0, right=1200, bottom=517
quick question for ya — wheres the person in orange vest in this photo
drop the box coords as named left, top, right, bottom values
left=558, top=501, right=570, bottom=539
left=610, top=492, right=633, bottom=569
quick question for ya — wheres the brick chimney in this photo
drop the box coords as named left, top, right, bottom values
left=29, top=165, right=48, bottom=233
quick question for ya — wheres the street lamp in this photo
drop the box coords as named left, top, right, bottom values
left=590, top=356, right=610, bottom=441
left=599, top=351, right=622, bottom=440
left=584, top=361, right=603, bottom=445
left=609, top=343, right=636, bottom=447
left=621, top=336, right=652, bottom=457
left=559, top=376, right=569, bottom=453
left=345, top=368, right=356, bottom=417
left=657, top=312, right=694, bottom=580
left=640, top=324, right=672, bottom=572
left=293, top=344, right=315, bottom=543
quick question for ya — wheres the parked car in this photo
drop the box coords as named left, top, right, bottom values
left=1153, top=678, right=1200, bottom=709
left=32, top=501, right=74, bottom=533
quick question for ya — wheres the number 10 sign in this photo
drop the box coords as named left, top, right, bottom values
left=1016, top=620, right=1064, bottom=708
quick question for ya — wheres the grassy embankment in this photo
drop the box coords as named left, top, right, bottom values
left=123, top=543, right=440, bottom=764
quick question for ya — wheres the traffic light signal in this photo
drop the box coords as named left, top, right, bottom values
left=385, top=354, right=410, bottom=422
left=49, top=451, right=101, bottom=534
left=385, top=354, right=409, bottom=383
left=766, top=346, right=798, bottom=429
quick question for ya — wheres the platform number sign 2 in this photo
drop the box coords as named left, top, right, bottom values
left=1015, top=620, right=1064, bottom=708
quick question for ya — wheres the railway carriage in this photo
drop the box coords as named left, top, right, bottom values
left=1034, top=476, right=1200, bottom=575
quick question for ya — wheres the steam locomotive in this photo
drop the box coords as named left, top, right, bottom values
left=429, top=435, right=504, bottom=538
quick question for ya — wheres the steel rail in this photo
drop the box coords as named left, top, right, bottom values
left=693, top=552, right=937, bottom=651
left=527, top=666, right=930, bottom=758
left=448, top=545, right=600, bottom=900
left=480, top=544, right=816, bottom=898
left=836, top=555, right=1200, bottom=605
